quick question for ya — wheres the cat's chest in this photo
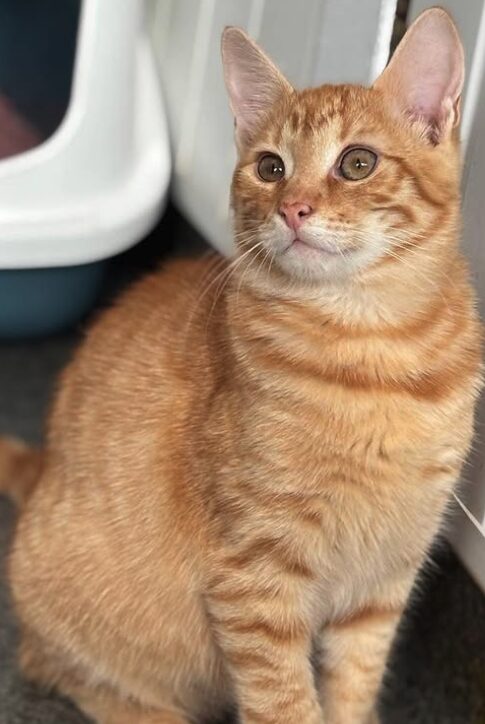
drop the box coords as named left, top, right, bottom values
left=263, top=387, right=462, bottom=493
left=260, top=391, right=464, bottom=619
left=310, top=476, right=446, bottom=620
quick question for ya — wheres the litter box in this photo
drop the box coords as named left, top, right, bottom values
left=0, top=0, right=170, bottom=338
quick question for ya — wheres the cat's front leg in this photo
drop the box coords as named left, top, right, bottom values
left=207, top=554, right=323, bottom=724
left=316, top=575, right=414, bottom=724
left=317, top=607, right=400, bottom=724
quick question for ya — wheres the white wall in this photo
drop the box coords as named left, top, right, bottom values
left=149, top=0, right=397, bottom=253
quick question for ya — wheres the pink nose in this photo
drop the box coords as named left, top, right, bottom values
left=279, top=202, right=313, bottom=231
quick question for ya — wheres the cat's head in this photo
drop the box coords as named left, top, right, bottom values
left=222, top=9, right=464, bottom=288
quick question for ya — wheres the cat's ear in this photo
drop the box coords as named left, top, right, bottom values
left=221, top=27, right=293, bottom=147
left=373, top=8, right=464, bottom=143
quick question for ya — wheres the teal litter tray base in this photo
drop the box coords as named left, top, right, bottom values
left=0, top=261, right=106, bottom=339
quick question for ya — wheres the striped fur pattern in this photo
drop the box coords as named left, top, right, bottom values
left=1, top=9, right=482, bottom=724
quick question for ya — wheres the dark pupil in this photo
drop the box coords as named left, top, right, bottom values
left=355, top=157, right=367, bottom=169
left=259, top=155, right=284, bottom=181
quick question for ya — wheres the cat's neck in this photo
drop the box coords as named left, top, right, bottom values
left=224, top=247, right=474, bottom=401
left=229, top=235, right=461, bottom=333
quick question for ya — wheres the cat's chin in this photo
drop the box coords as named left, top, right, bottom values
left=273, top=241, right=365, bottom=284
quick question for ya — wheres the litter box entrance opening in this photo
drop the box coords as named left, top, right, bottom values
left=0, top=0, right=81, bottom=159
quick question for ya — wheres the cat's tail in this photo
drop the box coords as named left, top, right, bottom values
left=0, top=437, right=43, bottom=508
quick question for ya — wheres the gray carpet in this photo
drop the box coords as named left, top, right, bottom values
left=0, top=209, right=484, bottom=723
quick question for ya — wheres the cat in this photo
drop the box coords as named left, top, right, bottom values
left=0, top=8, right=481, bottom=724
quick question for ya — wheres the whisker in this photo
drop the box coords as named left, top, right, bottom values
left=205, top=243, right=266, bottom=329
left=235, top=244, right=269, bottom=310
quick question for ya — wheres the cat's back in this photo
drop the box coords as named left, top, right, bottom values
left=42, top=254, right=229, bottom=512
left=54, top=254, right=225, bottom=429
left=75, top=254, right=223, bottom=378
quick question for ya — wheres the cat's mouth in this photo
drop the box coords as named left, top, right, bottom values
left=287, top=237, right=346, bottom=256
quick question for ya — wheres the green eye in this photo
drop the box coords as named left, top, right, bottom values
left=339, top=147, right=378, bottom=181
left=257, top=153, right=285, bottom=182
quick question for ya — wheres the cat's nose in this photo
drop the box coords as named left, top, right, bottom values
left=279, top=201, right=313, bottom=231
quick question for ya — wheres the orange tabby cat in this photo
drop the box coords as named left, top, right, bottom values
left=0, top=8, right=481, bottom=724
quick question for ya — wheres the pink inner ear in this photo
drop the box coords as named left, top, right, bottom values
left=222, top=28, right=292, bottom=143
left=400, top=35, right=461, bottom=122
left=375, top=9, right=464, bottom=138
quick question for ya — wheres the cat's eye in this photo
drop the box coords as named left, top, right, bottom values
left=339, top=147, right=378, bottom=181
left=257, top=154, right=285, bottom=182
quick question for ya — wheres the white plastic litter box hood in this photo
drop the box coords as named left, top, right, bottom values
left=0, top=0, right=170, bottom=269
